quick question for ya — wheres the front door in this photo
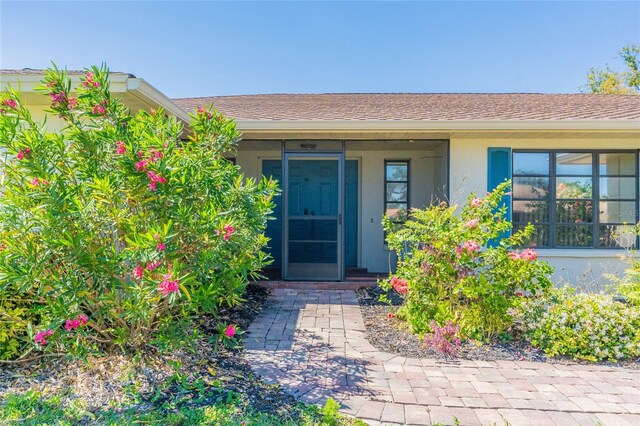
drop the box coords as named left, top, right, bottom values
left=283, top=153, right=343, bottom=281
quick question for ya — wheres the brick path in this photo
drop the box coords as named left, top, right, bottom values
left=244, top=289, right=640, bottom=425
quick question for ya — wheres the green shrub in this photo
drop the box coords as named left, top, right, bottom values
left=381, top=182, right=554, bottom=340
left=518, top=288, right=640, bottom=362
left=0, top=65, right=277, bottom=359
left=608, top=223, right=640, bottom=306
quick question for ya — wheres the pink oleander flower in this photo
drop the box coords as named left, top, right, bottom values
left=115, top=141, right=126, bottom=155
left=146, top=260, right=161, bottom=271
left=218, top=224, right=235, bottom=241
left=455, top=246, right=463, bottom=257
left=83, top=71, right=100, bottom=88
left=135, top=160, right=148, bottom=172
left=30, top=177, right=49, bottom=187
left=521, top=248, right=538, bottom=261
left=157, top=242, right=166, bottom=251
left=67, top=97, right=78, bottom=109
left=462, top=240, right=480, bottom=253
left=64, top=318, right=81, bottom=331
left=92, top=102, right=106, bottom=115
left=224, top=325, right=236, bottom=338
left=470, top=198, right=483, bottom=208
left=197, top=107, right=204, bottom=114
left=34, top=329, right=54, bottom=346
left=147, top=171, right=167, bottom=191
left=149, top=149, right=163, bottom=161
left=464, top=219, right=479, bottom=228
left=50, top=91, right=67, bottom=108
left=158, top=275, right=179, bottom=296
left=133, top=265, right=144, bottom=280
left=17, top=150, right=25, bottom=160
left=508, top=251, right=522, bottom=260
left=137, top=150, right=144, bottom=158
left=390, top=276, right=408, bottom=294
left=78, top=314, right=88, bottom=325
left=1, top=98, right=17, bottom=109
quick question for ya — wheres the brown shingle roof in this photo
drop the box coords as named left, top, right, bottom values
left=0, top=68, right=135, bottom=77
left=172, top=93, right=640, bottom=121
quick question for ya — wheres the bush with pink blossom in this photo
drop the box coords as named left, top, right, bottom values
left=381, top=182, right=554, bottom=340
left=0, top=65, right=277, bottom=359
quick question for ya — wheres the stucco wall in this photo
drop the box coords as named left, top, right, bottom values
left=449, top=136, right=640, bottom=287
left=236, top=140, right=448, bottom=274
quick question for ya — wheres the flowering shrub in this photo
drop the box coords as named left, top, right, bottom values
left=517, top=288, right=640, bottom=361
left=607, top=223, right=640, bottom=307
left=381, top=182, right=554, bottom=340
left=423, top=321, right=462, bottom=359
left=0, top=65, right=277, bottom=359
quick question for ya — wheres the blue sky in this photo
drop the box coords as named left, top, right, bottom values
left=1, top=1, right=638, bottom=97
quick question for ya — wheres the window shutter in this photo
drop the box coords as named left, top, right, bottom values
left=487, top=147, right=512, bottom=240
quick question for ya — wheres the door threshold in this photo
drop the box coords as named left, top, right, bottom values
left=253, top=280, right=377, bottom=290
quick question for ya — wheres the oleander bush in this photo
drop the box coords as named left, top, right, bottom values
left=381, top=182, right=554, bottom=340
left=516, top=288, right=640, bottom=361
left=0, top=65, right=277, bottom=359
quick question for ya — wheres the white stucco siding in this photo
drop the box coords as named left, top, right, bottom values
left=449, top=135, right=640, bottom=287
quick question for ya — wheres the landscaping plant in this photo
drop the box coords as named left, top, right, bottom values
left=516, top=287, right=640, bottom=362
left=0, top=65, right=277, bottom=360
left=381, top=181, right=554, bottom=340
left=608, top=223, right=640, bottom=307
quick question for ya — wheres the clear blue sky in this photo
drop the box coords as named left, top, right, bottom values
left=1, top=1, right=639, bottom=97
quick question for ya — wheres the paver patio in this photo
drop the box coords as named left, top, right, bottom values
left=244, top=289, right=640, bottom=425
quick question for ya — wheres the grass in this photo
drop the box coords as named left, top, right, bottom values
left=0, top=390, right=364, bottom=426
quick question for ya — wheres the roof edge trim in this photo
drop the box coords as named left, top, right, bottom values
left=234, top=119, right=640, bottom=131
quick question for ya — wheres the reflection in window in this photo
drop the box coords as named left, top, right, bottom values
left=513, top=151, right=638, bottom=249
left=385, top=161, right=409, bottom=223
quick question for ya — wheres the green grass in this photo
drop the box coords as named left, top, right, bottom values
left=0, top=390, right=364, bottom=426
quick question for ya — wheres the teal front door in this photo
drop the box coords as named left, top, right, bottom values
left=263, top=157, right=358, bottom=279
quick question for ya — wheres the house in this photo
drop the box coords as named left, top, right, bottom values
left=2, top=70, right=639, bottom=285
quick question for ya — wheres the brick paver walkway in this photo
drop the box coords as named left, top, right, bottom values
left=244, top=289, right=640, bottom=425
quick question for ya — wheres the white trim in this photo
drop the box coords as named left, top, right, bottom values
left=537, top=249, right=638, bottom=258
left=0, top=72, right=191, bottom=124
left=126, top=78, right=191, bottom=123
left=235, top=119, right=640, bottom=132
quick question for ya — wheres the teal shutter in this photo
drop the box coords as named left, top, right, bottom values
left=487, top=147, right=512, bottom=239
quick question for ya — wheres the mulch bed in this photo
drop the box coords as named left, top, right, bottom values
left=0, top=284, right=310, bottom=422
left=356, top=286, right=639, bottom=369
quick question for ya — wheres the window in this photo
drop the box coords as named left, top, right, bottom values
left=384, top=160, right=409, bottom=224
left=512, top=151, right=639, bottom=249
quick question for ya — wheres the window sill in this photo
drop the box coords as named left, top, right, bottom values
left=536, top=249, right=637, bottom=258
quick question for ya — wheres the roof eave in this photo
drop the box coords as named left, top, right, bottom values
left=126, top=78, right=191, bottom=124
left=234, top=119, right=640, bottom=132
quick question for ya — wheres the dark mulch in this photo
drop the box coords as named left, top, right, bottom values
left=356, top=286, right=548, bottom=362
left=0, top=284, right=312, bottom=422
left=357, top=286, right=639, bottom=369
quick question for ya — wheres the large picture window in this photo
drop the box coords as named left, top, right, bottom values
left=512, top=151, right=639, bottom=249
left=384, top=160, right=409, bottom=224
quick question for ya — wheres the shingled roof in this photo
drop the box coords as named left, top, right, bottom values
left=0, top=68, right=135, bottom=77
left=172, top=93, right=640, bottom=121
